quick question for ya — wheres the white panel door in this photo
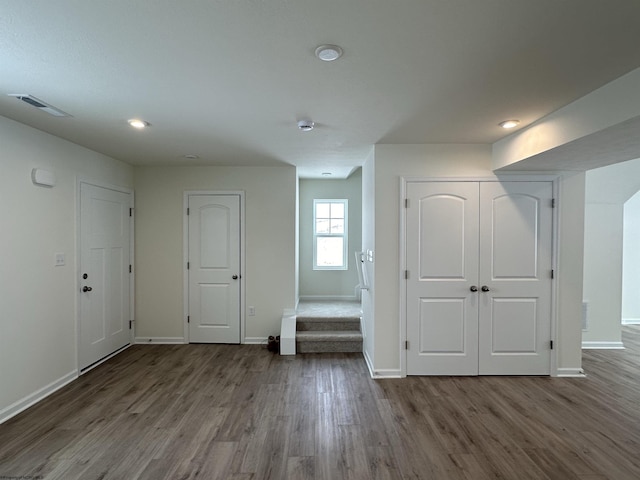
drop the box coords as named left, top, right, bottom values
left=478, top=182, right=553, bottom=375
left=188, top=195, right=241, bottom=343
left=406, top=182, right=480, bottom=375
left=79, top=183, right=131, bottom=370
left=405, top=181, right=553, bottom=376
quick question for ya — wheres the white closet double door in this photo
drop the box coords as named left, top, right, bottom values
left=406, top=181, right=553, bottom=375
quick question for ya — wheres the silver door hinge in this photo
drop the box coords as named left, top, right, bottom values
left=405, top=340, right=409, bottom=350
left=405, top=270, right=409, bottom=280
left=551, top=198, right=556, bottom=208
left=405, top=198, right=409, bottom=208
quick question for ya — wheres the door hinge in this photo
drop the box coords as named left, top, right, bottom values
left=187, top=262, right=190, bottom=270
left=405, top=340, right=409, bottom=350
left=550, top=340, right=554, bottom=350
left=551, top=198, right=556, bottom=208
left=187, top=316, right=190, bottom=324
left=129, top=320, right=132, bottom=330
left=129, top=264, right=132, bottom=273
left=129, top=207, right=133, bottom=217
left=404, top=270, right=409, bottom=280
left=187, top=207, right=190, bottom=215
left=551, top=269, right=554, bottom=279
left=405, top=198, right=409, bottom=208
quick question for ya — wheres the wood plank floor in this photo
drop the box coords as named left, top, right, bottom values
left=2, top=327, right=640, bottom=479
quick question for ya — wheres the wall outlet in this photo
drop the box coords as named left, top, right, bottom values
left=55, top=253, right=65, bottom=266
left=248, top=306, right=256, bottom=316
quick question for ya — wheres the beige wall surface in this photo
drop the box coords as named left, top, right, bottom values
left=0, top=115, right=133, bottom=419
left=134, top=165, right=297, bottom=342
left=367, top=144, right=585, bottom=375
left=298, top=169, right=362, bottom=299
left=583, top=158, right=640, bottom=346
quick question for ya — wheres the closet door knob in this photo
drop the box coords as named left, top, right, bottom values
left=470, top=286, right=478, bottom=292
left=481, top=285, right=490, bottom=292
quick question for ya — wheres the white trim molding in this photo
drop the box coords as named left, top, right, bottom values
left=582, top=341, right=625, bottom=349
left=244, top=337, right=269, bottom=345
left=622, top=318, right=640, bottom=325
left=555, top=368, right=586, bottom=377
left=135, top=337, right=186, bottom=344
left=0, top=370, right=77, bottom=424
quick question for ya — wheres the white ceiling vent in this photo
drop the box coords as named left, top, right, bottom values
left=7, top=94, right=71, bottom=117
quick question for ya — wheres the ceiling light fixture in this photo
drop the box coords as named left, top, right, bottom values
left=499, top=119, right=520, bottom=129
left=182, top=154, right=200, bottom=160
left=297, top=119, right=315, bottom=131
left=128, top=119, right=150, bottom=129
left=321, top=172, right=332, bottom=176
left=315, top=44, right=343, bottom=62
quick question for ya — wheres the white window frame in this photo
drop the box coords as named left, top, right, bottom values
left=313, top=199, right=348, bottom=270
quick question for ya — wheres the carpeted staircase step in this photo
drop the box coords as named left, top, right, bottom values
left=296, top=317, right=361, bottom=331
left=296, top=330, right=363, bottom=353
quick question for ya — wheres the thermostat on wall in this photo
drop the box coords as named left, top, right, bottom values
left=31, top=168, right=56, bottom=187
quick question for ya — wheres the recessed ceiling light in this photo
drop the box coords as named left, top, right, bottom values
left=297, top=119, right=315, bottom=131
left=128, top=119, right=150, bottom=129
left=182, top=154, right=200, bottom=160
left=322, top=172, right=332, bottom=176
left=499, top=119, right=520, bottom=129
left=315, top=44, right=343, bottom=62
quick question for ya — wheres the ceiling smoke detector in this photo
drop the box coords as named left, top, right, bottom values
left=297, top=120, right=315, bottom=131
left=315, top=45, right=343, bottom=61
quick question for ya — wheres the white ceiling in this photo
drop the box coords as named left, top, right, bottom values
left=2, top=0, right=640, bottom=178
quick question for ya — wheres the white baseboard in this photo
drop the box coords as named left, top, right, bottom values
left=0, top=370, right=78, bottom=424
left=363, top=350, right=402, bottom=378
left=299, top=295, right=358, bottom=302
left=582, top=341, right=625, bottom=349
left=135, top=337, right=185, bottom=344
left=622, top=318, right=640, bottom=325
left=555, top=367, right=586, bottom=377
left=244, top=337, right=268, bottom=345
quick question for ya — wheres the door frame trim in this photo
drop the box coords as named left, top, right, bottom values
left=76, top=178, right=135, bottom=374
left=183, top=191, right=246, bottom=343
left=399, top=174, right=559, bottom=377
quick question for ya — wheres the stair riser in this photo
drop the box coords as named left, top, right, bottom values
left=297, top=341, right=362, bottom=353
left=296, top=321, right=360, bottom=331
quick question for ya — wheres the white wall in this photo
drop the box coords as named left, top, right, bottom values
left=583, top=158, right=640, bottom=346
left=371, top=144, right=493, bottom=374
left=134, top=165, right=297, bottom=343
left=0, top=115, right=133, bottom=421
left=361, top=150, right=376, bottom=373
left=623, top=191, right=640, bottom=323
left=298, top=169, right=362, bottom=299
left=364, top=144, right=585, bottom=376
